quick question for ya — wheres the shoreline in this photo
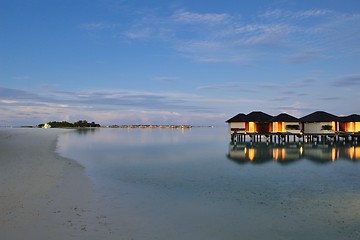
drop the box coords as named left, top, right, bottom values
left=0, top=128, right=111, bottom=239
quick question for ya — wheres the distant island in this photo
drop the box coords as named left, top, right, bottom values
left=38, top=120, right=101, bottom=128
left=36, top=121, right=214, bottom=129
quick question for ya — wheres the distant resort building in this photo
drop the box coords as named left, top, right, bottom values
left=226, top=111, right=360, bottom=143
left=42, top=123, right=51, bottom=129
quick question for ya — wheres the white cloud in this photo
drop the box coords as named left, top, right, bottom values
left=120, top=7, right=359, bottom=65
left=172, top=10, right=230, bottom=24
left=0, top=99, right=17, bottom=104
left=124, top=27, right=152, bottom=39
left=261, top=9, right=333, bottom=19
left=293, top=9, right=333, bottom=19
left=0, top=87, right=233, bottom=125
left=79, top=22, right=119, bottom=30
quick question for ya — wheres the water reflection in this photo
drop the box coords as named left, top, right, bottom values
left=74, top=128, right=99, bottom=135
left=227, top=142, right=360, bottom=165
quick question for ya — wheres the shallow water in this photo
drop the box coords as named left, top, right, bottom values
left=57, top=128, right=360, bottom=240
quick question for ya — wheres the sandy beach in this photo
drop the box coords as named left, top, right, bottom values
left=0, top=128, right=111, bottom=240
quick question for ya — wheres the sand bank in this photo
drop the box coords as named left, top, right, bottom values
left=0, top=128, right=111, bottom=240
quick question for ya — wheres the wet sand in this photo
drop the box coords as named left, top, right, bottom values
left=0, top=128, right=111, bottom=240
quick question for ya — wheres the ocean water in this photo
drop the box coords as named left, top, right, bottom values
left=56, top=127, right=360, bottom=240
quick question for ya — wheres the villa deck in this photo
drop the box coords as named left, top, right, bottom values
left=230, top=131, right=360, bottom=144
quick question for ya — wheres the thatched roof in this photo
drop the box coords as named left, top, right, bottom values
left=227, top=111, right=359, bottom=123
left=300, top=111, right=339, bottom=122
left=246, top=111, right=273, bottom=122
left=271, top=113, right=299, bottom=122
left=226, top=113, right=247, bottom=123
left=339, top=114, right=360, bottom=122
left=226, top=111, right=273, bottom=123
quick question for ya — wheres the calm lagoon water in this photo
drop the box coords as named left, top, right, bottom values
left=57, top=128, right=360, bottom=240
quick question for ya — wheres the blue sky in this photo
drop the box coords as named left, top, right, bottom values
left=1, top=0, right=360, bottom=126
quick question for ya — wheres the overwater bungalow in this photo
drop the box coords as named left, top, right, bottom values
left=226, top=113, right=247, bottom=134
left=226, top=111, right=273, bottom=142
left=339, top=114, right=360, bottom=133
left=227, top=110, right=360, bottom=144
left=299, top=111, right=339, bottom=135
left=226, top=111, right=272, bottom=133
left=245, top=111, right=273, bottom=133
left=270, top=113, right=300, bottom=134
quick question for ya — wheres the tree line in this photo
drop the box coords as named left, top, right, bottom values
left=38, top=120, right=101, bottom=128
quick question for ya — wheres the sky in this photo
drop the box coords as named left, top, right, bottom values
left=1, top=0, right=360, bottom=126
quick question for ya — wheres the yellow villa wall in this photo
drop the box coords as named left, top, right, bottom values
left=272, top=122, right=284, bottom=132
left=248, top=122, right=255, bottom=133
left=272, top=122, right=300, bottom=133
left=346, top=122, right=360, bottom=132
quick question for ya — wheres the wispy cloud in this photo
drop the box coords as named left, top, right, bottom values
left=320, top=97, right=340, bottom=101
left=296, top=78, right=318, bottom=87
left=197, top=83, right=242, bottom=90
left=234, top=24, right=294, bottom=47
left=294, top=9, right=333, bottom=18
left=0, top=99, right=18, bottom=104
left=257, top=83, right=282, bottom=89
left=124, top=27, right=152, bottom=40
left=261, top=9, right=333, bottom=19
left=0, top=87, right=231, bottom=125
left=332, top=74, right=360, bottom=87
left=120, top=7, right=359, bottom=65
left=277, top=102, right=315, bottom=117
left=0, top=87, right=38, bottom=99
left=287, top=50, right=325, bottom=64
left=154, top=76, right=178, bottom=82
left=172, top=10, right=230, bottom=25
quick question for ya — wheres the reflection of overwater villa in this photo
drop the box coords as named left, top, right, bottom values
left=227, top=143, right=360, bottom=165
left=227, top=111, right=360, bottom=144
left=342, top=145, right=360, bottom=160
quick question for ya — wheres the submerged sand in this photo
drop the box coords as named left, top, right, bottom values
left=0, top=128, right=111, bottom=240
left=1, top=128, right=360, bottom=240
